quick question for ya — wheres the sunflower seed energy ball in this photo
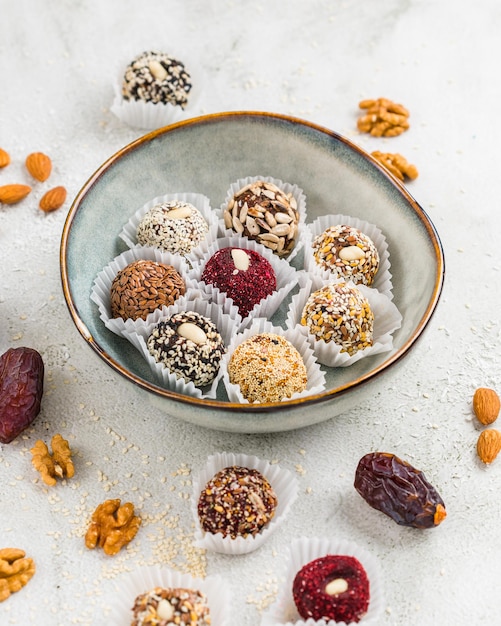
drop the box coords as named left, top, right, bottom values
left=147, top=311, right=226, bottom=387
left=136, top=201, right=209, bottom=255
left=122, top=50, right=192, bottom=108
left=131, top=587, right=211, bottom=626
left=223, top=180, right=300, bottom=257
left=301, top=282, right=374, bottom=355
left=312, top=224, right=380, bottom=286
left=228, top=333, right=307, bottom=403
left=110, top=259, right=185, bottom=321
left=197, top=466, right=278, bottom=539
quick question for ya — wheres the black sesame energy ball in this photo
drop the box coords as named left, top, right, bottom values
left=122, top=50, right=192, bottom=108
left=146, top=311, right=226, bottom=387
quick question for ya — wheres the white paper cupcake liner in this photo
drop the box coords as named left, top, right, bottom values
left=191, top=452, right=299, bottom=555
left=286, top=274, right=402, bottom=367
left=188, top=235, right=299, bottom=330
left=216, top=175, right=308, bottom=263
left=303, top=214, right=393, bottom=299
left=90, top=245, right=196, bottom=338
left=261, top=537, right=385, bottom=626
left=221, top=317, right=326, bottom=403
left=121, top=297, right=240, bottom=399
left=110, top=48, right=203, bottom=130
left=109, top=564, right=231, bottom=625
left=119, top=191, right=219, bottom=263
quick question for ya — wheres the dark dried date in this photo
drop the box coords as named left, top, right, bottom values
left=354, top=452, right=446, bottom=529
left=0, top=347, right=44, bottom=443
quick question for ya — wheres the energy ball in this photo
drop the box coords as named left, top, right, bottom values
left=197, top=466, right=277, bottom=539
left=110, top=259, right=185, bottom=321
left=223, top=180, right=300, bottom=257
left=292, top=554, right=370, bottom=623
left=301, top=282, right=374, bottom=355
left=228, top=333, right=307, bottom=403
left=312, top=224, right=379, bottom=286
left=136, top=201, right=209, bottom=255
left=131, top=587, right=211, bottom=626
left=122, top=50, right=192, bottom=109
left=201, top=247, right=276, bottom=317
left=147, top=311, right=225, bottom=387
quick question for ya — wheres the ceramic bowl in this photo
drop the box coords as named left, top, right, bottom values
left=60, top=111, right=444, bottom=433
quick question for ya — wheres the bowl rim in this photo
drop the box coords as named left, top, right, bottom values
left=60, top=110, right=445, bottom=414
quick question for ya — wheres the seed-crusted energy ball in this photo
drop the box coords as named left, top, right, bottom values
left=147, top=311, right=225, bottom=387
left=292, top=555, right=370, bottom=623
left=122, top=50, right=192, bottom=109
left=201, top=247, right=276, bottom=317
left=228, top=333, right=307, bottom=403
left=312, top=224, right=379, bottom=286
left=110, top=259, right=185, bottom=321
left=197, top=466, right=278, bottom=539
left=131, top=586, right=211, bottom=626
left=136, top=201, right=209, bottom=256
left=301, top=282, right=374, bottom=355
left=223, top=180, right=300, bottom=257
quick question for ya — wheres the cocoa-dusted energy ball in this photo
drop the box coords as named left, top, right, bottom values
left=301, top=282, right=374, bottom=355
left=201, top=247, right=276, bottom=317
left=131, top=586, right=211, bottom=626
left=312, top=224, right=380, bottom=286
left=292, top=554, right=370, bottom=623
left=197, top=466, right=278, bottom=539
left=147, top=311, right=225, bottom=387
left=228, top=333, right=307, bottom=403
left=122, top=50, right=192, bottom=108
left=110, top=259, right=185, bottom=321
left=136, top=201, right=209, bottom=256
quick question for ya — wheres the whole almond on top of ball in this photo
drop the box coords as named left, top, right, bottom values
left=25, top=152, right=52, bottom=182
left=473, top=387, right=500, bottom=425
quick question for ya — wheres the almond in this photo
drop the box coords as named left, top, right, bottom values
left=25, top=152, right=52, bottom=182
left=39, top=186, right=67, bottom=212
left=477, top=428, right=501, bottom=464
left=473, top=387, right=500, bottom=425
left=0, top=148, right=10, bottom=168
left=0, top=184, right=32, bottom=205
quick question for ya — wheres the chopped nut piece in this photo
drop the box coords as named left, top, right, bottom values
left=371, top=151, right=419, bottom=181
left=85, top=498, right=141, bottom=556
left=31, top=434, right=75, bottom=486
left=357, top=98, right=410, bottom=137
left=0, top=548, right=36, bottom=602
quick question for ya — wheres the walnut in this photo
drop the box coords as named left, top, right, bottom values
left=85, top=499, right=141, bottom=556
left=357, top=98, right=410, bottom=137
left=371, top=151, right=419, bottom=181
left=0, top=548, right=36, bottom=602
left=30, top=434, right=75, bottom=486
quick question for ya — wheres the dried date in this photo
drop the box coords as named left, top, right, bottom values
left=354, top=452, right=446, bottom=529
left=0, top=347, right=44, bottom=444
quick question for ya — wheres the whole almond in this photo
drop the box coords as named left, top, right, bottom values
left=0, top=184, right=32, bottom=205
left=39, top=186, right=67, bottom=212
left=25, top=152, right=52, bottom=182
left=0, top=148, right=10, bottom=168
left=477, top=428, right=501, bottom=464
left=473, top=387, right=500, bottom=425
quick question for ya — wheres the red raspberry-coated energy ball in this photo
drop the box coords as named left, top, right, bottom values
left=292, top=554, right=370, bottom=623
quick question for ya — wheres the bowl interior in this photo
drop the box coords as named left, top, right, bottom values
left=61, top=111, right=444, bottom=426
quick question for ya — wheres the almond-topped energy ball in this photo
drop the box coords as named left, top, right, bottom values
left=197, top=466, right=278, bottom=539
left=131, top=587, right=211, bottom=626
left=110, top=259, right=185, bottom=321
left=301, top=282, right=374, bottom=355
left=122, top=50, right=192, bottom=109
left=223, top=180, right=300, bottom=257
left=228, top=333, right=307, bottom=403
left=201, top=247, right=276, bottom=317
left=147, top=311, right=226, bottom=387
left=312, top=224, right=380, bottom=286
left=293, top=555, right=370, bottom=623
left=136, top=201, right=209, bottom=256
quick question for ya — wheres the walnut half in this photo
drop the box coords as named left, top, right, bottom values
left=371, top=151, right=419, bottom=181
left=31, top=434, right=75, bottom=486
left=85, top=499, right=141, bottom=556
left=357, top=97, right=410, bottom=137
left=0, top=548, right=36, bottom=602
